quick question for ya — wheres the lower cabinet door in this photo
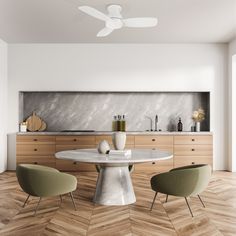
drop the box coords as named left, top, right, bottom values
left=134, top=145, right=174, bottom=173
left=17, top=156, right=56, bottom=168
left=174, top=156, right=212, bottom=168
left=56, top=159, right=78, bottom=171
left=56, top=160, right=96, bottom=171
left=76, top=163, right=96, bottom=172
left=134, top=158, right=174, bottom=173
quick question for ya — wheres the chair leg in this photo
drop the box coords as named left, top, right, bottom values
left=59, top=195, right=63, bottom=204
left=34, top=197, right=42, bottom=216
left=150, top=192, right=158, bottom=211
left=165, top=194, right=168, bottom=203
left=197, top=194, right=205, bottom=208
left=22, top=194, right=30, bottom=208
left=69, top=192, right=77, bottom=211
left=184, top=197, right=193, bottom=217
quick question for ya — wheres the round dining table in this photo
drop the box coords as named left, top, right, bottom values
left=55, top=149, right=173, bottom=206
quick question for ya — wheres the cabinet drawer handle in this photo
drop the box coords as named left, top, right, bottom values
left=191, top=139, right=195, bottom=141
left=73, top=139, right=77, bottom=142
left=191, top=149, right=195, bottom=151
left=34, top=162, right=38, bottom=164
left=191, top=162, right=195, bottom=165
left=152, top=148, right=156, bottom=150
left=34, top=148, right=38, bottom=151
left=152, top=139, right=156, bottom=142
left=33, top=139, right=38, bottom=141
left=152, top=162, right=155, bottom=164
left=73, top=162, right=77, bottom=165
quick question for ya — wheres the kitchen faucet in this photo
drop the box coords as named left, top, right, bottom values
left=154, top=115, right=158, bottom=131
left=145, top=116, right=153, bottom=131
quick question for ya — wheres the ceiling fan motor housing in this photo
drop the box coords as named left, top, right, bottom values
left=107, top=5, right=122, bottom=18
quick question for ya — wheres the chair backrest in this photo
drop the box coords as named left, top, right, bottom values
left=151, top=164, right=212, bottom=197
left=179, top=164, right=212, bottom=196
left=16, top=164, right=59, bottom=196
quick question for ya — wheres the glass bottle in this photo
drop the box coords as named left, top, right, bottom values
left=121, top=115, right=126, bottom=131
left=177, top=117, right=183, bottom=132
left=112, top=116, right=117, bottom=131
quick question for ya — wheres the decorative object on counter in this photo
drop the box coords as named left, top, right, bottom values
left=112, top=132, right=127, bottom=150
left=19, top=122, right=27, bottom=132
left=192, top=108, right=205, bottom=132
left=97, top=140, right=110, bottom=154
left=177, top=117, right=183, bottom=132
left=38, top=121, right=47, bottom=131
left=112, top=115, right=126, bottom=131
left=25, top=111, right=47, bottom=132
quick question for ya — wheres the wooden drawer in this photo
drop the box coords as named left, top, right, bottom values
left=135, top=145, right=173, bottom=153
left=56, top=136, right=95, bottom=145
left=174, top=145, right=212, bottom=156
left=174, top=156, right=212, bottom=168
left=95, top=135, right=135, bottom=145
left=17, top=144, right=55, bottom=156
left=135, top=136, right=173, bottom=146
left=174, top=135, right=212, bottom=145
left=132, top=145, right=173, bottom=173
left=17, top=135, right=55, bottom=144
left=134, top=158, right=173, bottom=173
left=56, top=145, right=96, bottom=152
left=55, top=159, right=96, bottom=172
left=17, top=156, right=56, bottom=168
left=56, top=159, right=78, bottom=171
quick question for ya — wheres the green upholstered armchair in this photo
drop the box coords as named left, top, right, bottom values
left=16, top=164, right=78, bottom=215
left=150, top=164, right=211, bottom=217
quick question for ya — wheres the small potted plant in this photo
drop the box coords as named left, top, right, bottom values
left=192, top=108, right=205, bottom=132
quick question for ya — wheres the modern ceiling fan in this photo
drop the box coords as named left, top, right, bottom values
left=78, top=5, right=158, bottom=37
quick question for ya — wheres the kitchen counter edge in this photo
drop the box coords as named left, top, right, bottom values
left=17, top=131, right=213, bottom=136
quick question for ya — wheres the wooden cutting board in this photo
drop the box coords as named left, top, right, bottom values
left=38, top=121, right=47, bottom=131
left=26, top=112, right=42, bottom=131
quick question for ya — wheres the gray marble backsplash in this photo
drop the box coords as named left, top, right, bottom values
left=20, top=92, right=210, bottom=132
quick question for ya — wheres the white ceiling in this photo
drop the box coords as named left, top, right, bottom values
left=0, top=0, right=235, bottom=43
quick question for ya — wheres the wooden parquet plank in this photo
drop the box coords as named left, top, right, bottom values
left=0, top=171, right=236, bottom=235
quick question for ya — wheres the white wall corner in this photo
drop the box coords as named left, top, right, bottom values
left=228, top=38, right=236, bottom=172
left=0, top=38, right=8, bottom=173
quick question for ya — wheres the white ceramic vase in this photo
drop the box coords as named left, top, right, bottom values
left=196, top=122, right=201, bottom=132
left=112, top=132, right=126, bottom=150
left=97, top=140, right=110, bottom=154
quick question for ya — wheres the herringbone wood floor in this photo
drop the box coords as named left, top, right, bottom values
left=0, top=171, right=236, bottom=236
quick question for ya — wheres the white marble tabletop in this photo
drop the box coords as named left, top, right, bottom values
left=55, top=148, right=173, bottom=164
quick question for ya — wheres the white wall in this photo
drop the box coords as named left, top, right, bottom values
left=0, top=39, right=8, bottom=173
left=8, top=44, right=228, bottom=170
left=228, top=38, right=236, bottom=171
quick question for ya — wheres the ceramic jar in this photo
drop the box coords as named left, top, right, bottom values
left=97, top=140, right=110, bottom=154
left=196, top=122, right=201, bottom=132
left=112, top=132, right=126, bottom=150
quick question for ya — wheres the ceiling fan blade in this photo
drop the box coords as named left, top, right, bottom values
left=78, top=6, right=110, bottom=21
left=97, top=27, right=114, bottom=37
left=123, top=17, right=158, bottom=28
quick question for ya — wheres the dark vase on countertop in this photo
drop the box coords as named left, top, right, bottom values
left=177, top=118, right=183, bottom=132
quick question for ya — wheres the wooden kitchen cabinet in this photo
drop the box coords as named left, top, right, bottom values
left=134, top=135, right=174, bottom=173
left=16, top=133, right=213, bottom=172
left=174, top=135, right=213, bottom=168
left=16, top=135, right=56, bottom=168
left=55, top=136, right=96, bottom=171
